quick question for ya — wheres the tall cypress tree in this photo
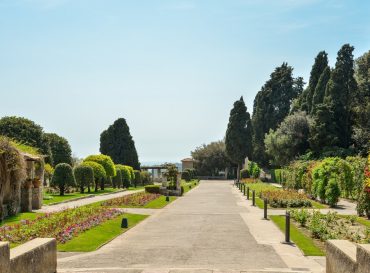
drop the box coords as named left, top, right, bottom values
left=324, top=44, right=357, bottom=148
left=311, top=66, right=331, bottom=115
left=302, top=51, right=329, bottom=113
left=252, top=63, right=301, bottom=165
left=225, top=97, right=252, bottom=180
left=100, top=118, right=140, bottom=169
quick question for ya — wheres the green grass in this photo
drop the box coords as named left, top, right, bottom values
left=10, top=140, right=40, bottom=155
left=356, top=217, right=370, bottom=228
left=143, top=196, right=176, bottom=208
left=270, top=215, right=325, bottom=256
left=181, top=180, right=199, bottom=194
left=43, top=187, right=125, bottom=205
left=0, top=212, right=44, bottom=227
left=58, top=213, right=148, bottom=252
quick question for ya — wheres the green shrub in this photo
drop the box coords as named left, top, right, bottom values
left=291, top=209, right=309, bottom=227
left=73, top=165, right=94, bottom=193
left=133, top=170, right=141, bottom=187
left=112, top=169, right=122, bottom=188
left=80, top=161, right=106, bottom=192
left=248, top=161, right=261, bottom=179
left=325, top=178, right=341, bottom=207
left=51, top=163, right=76, bottom=196
left=84, top=154, right=116, bottom=177
left=116, top=165, right=132, bottom=188
left=346, top=156, right=367, bottom=199
left=140, top=171, right=151, bottom=185
left=181, top=169, right=191, bottom=181
left=312, top=157, right=353, bottom=204
left=145, top=185, right=160, bottom=194
left=240, top=168, right=250, bottom=179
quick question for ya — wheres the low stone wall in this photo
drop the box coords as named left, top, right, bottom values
left=326, top=240, right=370, bottom=273
left=0, top=238, right=56, bottom=273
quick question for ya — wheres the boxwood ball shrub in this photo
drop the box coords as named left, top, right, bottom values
left=145, top=185, right=160, bottom=194
left=73, top=165, right=94, bottom=193
left=51, top=163, right=76, bottom=196
left=81, top=161, right=106, bottom=192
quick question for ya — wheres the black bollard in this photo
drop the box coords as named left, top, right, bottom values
left=252, top=190, right=256, bottom=206
left=243, top=184, right=246, bottom=196
left=285, top=211, right=290, bottom=243
left=166, top=194, right=170, bottom=202
left=121, top=218, right=128, bottom=228
left=263, top=198, right=268, bottom=219
left=247, top=187, right=250, bottom=200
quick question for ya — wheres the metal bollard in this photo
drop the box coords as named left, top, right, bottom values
left=166, top=195, right=170, bottom=202
left=243, top=184, right=246, bottom=196
left=263, top=198, right=268, bottom=219
left=247, top=187, right=250, bottom=200
left=285, top=211, right=290, bottom=243
left=121, top=218, right=128, bottom=228
left=252, top=190, right=256, bottom=206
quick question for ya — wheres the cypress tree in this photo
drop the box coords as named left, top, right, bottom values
left=252, top=63, right=301, bottom=165
left=311, top=67, right=331, bottom=115
left=100, top=118, right=140, bottom=169
left=302, top=51, right=329, bottom=113
left=225, top=97, right=252, bottom=180
left=324, top=44, right=357, bottom=148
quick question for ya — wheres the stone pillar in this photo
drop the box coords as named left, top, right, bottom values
left=0, top=242, right=10, bottom=273
left=32, top=188, right=42, bottom=210
left=21, top=187, right=32, bottom=212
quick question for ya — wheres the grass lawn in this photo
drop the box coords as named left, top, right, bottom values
left=0, top=212, right=44, bottom=227
left=181, top=180, right=199, bottom=194
left=356, top=216, right=370, bottom=228
left=58, top=213, right=148, bottom=252
left=270, top=215, right=325, bottom=256
left=143, top=196, right=176, bottom=208
left=43, top=187, right=125, bottom=205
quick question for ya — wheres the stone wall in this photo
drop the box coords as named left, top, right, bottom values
left=326, top=240, right=370, bottom=273
left=0, top=238, right=56, bottom=273
left=32, top=188, right=42, bottom=209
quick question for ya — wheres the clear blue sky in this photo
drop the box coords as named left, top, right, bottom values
left=0, top=0, right=369, bottom=163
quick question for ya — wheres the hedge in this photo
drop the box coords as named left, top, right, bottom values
left=145, top=185, right=160, bottom=194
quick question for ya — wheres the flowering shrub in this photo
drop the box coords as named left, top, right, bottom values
left=290, top=210, right=370, bottom=243
left=0, top=206, right=123, bottom=245
left=102, top=192, right=160, bottom=207
left=262, top=190, right=312, bottom=208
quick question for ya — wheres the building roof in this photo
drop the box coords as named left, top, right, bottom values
left=181, top=158, right=194, bottom=162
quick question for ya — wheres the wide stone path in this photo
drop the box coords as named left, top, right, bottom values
left=58, top=181, right=290, bottom=273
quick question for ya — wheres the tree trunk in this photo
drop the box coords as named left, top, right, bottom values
left=88, top=186, right=91, bottom=193
left=100, top=178, right=105, bottom=190
left=80, top=186, right=84, bottom=194
left=60, top=186, right=64, bottom=196
left=95, top=181, right=98, bottom=192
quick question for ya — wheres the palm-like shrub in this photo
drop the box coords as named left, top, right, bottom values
left=51, top=163, right=76, bottom=196
left=81, top=161, right=106, bottom=192
left=74, top=165, right=94, bottom=193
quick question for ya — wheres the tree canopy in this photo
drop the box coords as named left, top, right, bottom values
left=45, top=133, right=72, bottom=166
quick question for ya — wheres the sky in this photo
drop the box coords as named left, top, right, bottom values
left=0, top=0, right=369, bottom=164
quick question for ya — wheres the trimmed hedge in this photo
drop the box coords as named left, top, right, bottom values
left=145, top=185, right=160, bottom=194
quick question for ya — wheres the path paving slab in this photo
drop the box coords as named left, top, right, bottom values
left=58, top=181, right=323, bottom=273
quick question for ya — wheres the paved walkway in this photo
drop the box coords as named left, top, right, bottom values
left=36, top=189, right=144, bottom=213
left=58, top=181, right=324, bottom=273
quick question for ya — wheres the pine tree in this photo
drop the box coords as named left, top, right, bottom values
left=311, top=66, right=331, bottom=115
left=225, top=97, right=252, bottom=180
left=100, top=118, right=140, bottom=169
left=252, top=63, right=301, bottom=165
left=324, top=44, right=357, bottom=148
left=301, top=51, right=329, bottom=113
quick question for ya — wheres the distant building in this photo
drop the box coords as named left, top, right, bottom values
left=181, top=158, right=194, bottom=171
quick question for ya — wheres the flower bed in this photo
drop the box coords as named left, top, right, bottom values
left=290, top=209, right=370, bottom=243
left=0, top=206, right=123, bottom=245
left=262, top=190, right=312, bottom=208
left=101, top=192, right=160, bottom=207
